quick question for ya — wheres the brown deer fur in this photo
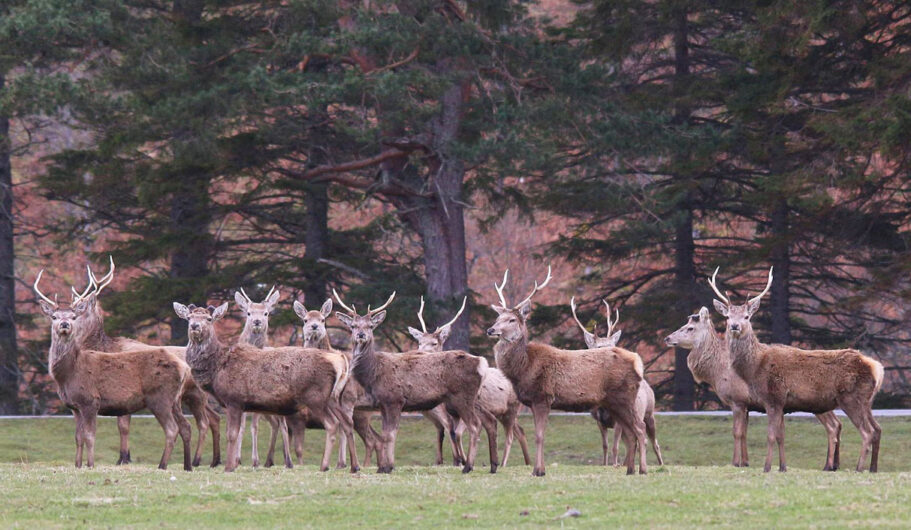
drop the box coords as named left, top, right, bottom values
left=666, top=307, right=843, bottom=469
left=571, top=297, right=663, bottom=467
left=173, top=302, right=359, bottom=473
left=334, top=292, right=488, bottom=473
left=292, top=298, right=383, bottom=469
left=38, top=296, right=193, bottom=471
left=486, top=268, right=648, bottom=476
left=710, top=268, right=883, bottom=472
left=233, top=288, right=293, bottom=469
left=73, top=292, right=221, bottom=467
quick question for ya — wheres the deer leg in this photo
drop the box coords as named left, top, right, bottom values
left=645, top=412, right=663, bottom=466
left=224, top=406, right=244, bottom=472
left=530, top=402, right=550, bottom=477
left=174, top=402, right=193, bottom=471
left=479, top=408, right=499, bottom=473
left=329, top=400, right=359, bottom=473
left=149, top=402, right=179, bottom=471
left=763, top=407, right=784, bottom=473
left=275, top=417, right=292, bottom=469
left=611, top=424, right=623, bottom=467
left=817, top=412, right=838, bottom=471
left=634, top=416, right=648, bottom=475
left=379, top=405, right=403, bottom=473
left=318, top=410, right=339, bottom=472
left=352, top=411, right=375, bottom=467
left=514, top=423, right=531, bottom=466
left=286, top=414, right=306, bottom=465
left=595, top=416, right=609, bottom=466
left=83, top=411, right=97, bottom=469
left=742, top=410, right=750, bottom=466
left=250, top=413, right=261, bottom=467
left=263, top=415, right=279, bottom=468
left=116, top=415, right=132, bottom=465
left=204, top=405, right=221, bottom=467
left=180, top=385, right=207, bottom=467
left=73, top=410, right=84, bottom=468
left=500, top=411, right=518, bottom=468
left=620, top=419, right=637, bottom=475
left=453, top=418, right=468, bottom=467
left=422, top=409, right=446, bottom=466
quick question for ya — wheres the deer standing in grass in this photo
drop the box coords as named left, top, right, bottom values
left=334, top=291, right=488, bottom=473
left=666, top=306, right=844, bottom=469
left=408, top=297, right=531, bottom=467
left=173, top=302, right=358, bottom=473
left=708, top=267, right=883, bottom=472
left=291, top=297, right=383, bottom=468
left=570, top=297, right=663, bottom=467
left=486, top=267, right=648, bottom=475
left=36, top=272, right=193, bottom=470
left=233, top=286, right=293, bottom=468
left=70, top=259, right=221, bottom=467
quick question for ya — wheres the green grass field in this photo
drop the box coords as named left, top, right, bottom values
left=2, top=414, right=910, bottom=528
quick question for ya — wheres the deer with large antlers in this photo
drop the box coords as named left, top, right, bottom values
left=233, top=286, right=293, bottom=468
left=173, top=302, right=359, bottom=473
left=570, top=297, right=663, bottom=467
left=666, top=306, right=843, bottom=469
left=708, top=267, right=883, bottom=472
left=290, top=297, right=383, bottom=468
left=69, top=258, right=221, bottom=467
left=487, top=267, right=648, bottom=475
left=334, top=290, right=489, bottom=473
left=408, top=297, right=531, bottom=467
left=36, top=272, right=193, bottom=470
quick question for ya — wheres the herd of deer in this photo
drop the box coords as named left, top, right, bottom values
left=32, top=259, right=884, bottom=477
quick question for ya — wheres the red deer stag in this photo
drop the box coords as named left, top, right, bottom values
left=334, top=291, right=488, bottom=473
left=486, top=267, right=648, bottom=475
left=709, top=267, right=883, bottom=472
left=570, top=297, right=663, bottom=467
left=291, top=297, right=383, bottom=468
left=233, top=286, right=292, bottom=468
left=666, top=306, right=843, bottom=470
left=36, top=272, right=193, bottom=470
left=408, top=296, right=531, bottom=467
left=173, top=302, right=358, bottom=473
left=70, top=259, right=221, bottom=467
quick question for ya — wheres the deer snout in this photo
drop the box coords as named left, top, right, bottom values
left=310, top=324, right=319, bottom=330
left=252, top=319, right=263, bottom=327
left=730, top=323, right=741, bottom=332
left=486, top=327, right=496, bottom=336
left=356, top=332, right=367, bottom=341
left=665, top=336, right=676, bottom=346
left=59, top=321, right=70, bottom=330
left=190, top=322, right=200, bottom=331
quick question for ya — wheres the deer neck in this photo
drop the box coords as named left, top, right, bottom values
left=350, top=339, right=378, bottom=390
left=48, top=335, right=80, bottom=385
left=727, top=329, right=762, bottom=380
left=304, top=333, right=332, bottom=351
left=686, top=329, right=729, bottom=385
left=239, top=323, right=268, bottom=348
left=76, top=312, right=115, bottom=352
left=185, top=331, right=224, bottom=389
left=493, top=333, right=529, bottom=379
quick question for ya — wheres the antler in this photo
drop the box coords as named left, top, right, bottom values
left=72, top=256, right=115, bottom=304
left=437, top=296, right=467, bottom=331
left=494, top=269, right=510, bottom=307
left=33, top=270, right=58, bottom=308
left=707, top=267, right=730, bottom=305
left=71, top=266, right=95, bottom=303
left=748, top=267, right=774, bottom=305
left=263, top=284, right=276, bottom=302
left=516, top=265, right=552, bottom=309
left=238, top=287, right=254, bottom=305
left=603, top=299, right=619, bottom=337
left=416, top=296, right=428, bottom=332
left=332, top=288, right=357, bottom=315
left=366, top=292, right=396, bottom=315
left=569, top=296, right=591, bottom=336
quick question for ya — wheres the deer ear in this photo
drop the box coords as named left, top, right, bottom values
left=234, top=291, right=248, bottom=311
left=608, top=330, right=622, bottom=347
left=369, top=310, right=386, bottom=328
left=173, top=302, right=190, bottom=320
left=438, top=325, right=452, bottom=344
left=491, top=304, right=508, bottom=315
left=713, top=299, right=729, bottom=317
left=320, top=298, right=333, bottom=318
left=747, top=297, right=762, bottom=316
left=38, top=300, right=57, bottom=317
left=407, top=326, right=424, bottom=342
left=517, top=300, right=533, bottom=319
left=293, top=300, right=307, bottom=320
left=335, top=311, right=355, bottom=329
left=583, top=332, right=597, bottom=349
left=265, top=288, right=281, bottom=309
left=212, top=302, right=229, bottom=320
left=71, top=299, right=90, bottom=316
left=699, top=306, right=710, bottom=320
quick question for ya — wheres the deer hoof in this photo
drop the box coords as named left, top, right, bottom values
left=350, top=466, right=360, bottom=474
left=461, top=465, right=473, bottom=474
left=191, top=457, right=201, bottom=467
left=532, top=468, right=545, bottom=477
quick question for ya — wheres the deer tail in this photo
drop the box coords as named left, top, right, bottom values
left=330, top=355, right=350, bottom=401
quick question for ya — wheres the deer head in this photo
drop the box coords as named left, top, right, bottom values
left=486, top=266, right=552, bottom=343
left=665, top=307, right=714, bottom=349
left=407, top=296, right=467, bottom=352
left=68, top=257, right=115, bottom=338
left=293, top=298, right=333, bottom=347
left=35, top=270, right=90, bottom=341
left=570, top=296, right=621, bottom=348
left=333, top=289, right=395, bottom=349
left=234, top=285, right=280, bottom=337
left=708, top=266, right=773, bottom=339
left=173, top=302, right=229, bottom=344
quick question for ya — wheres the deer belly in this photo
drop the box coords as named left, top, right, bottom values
left=99, top=394, right=144, bottom=416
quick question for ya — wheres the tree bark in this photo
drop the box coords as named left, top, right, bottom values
left=168, top=173, right=212, bottom=344
left=0, top=73, right=19, bottom=414
left=302, top=182, right=330, bottom=306
left=769, top=198, right=791, bottom=344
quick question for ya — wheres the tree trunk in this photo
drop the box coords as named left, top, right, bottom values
left=302, top=182, right=330, bottom=306
left=168, top=174, right=212, bottom=344
left=769, top=198, right=791, bottom=344
left=0, top=73, right=19, bottom=414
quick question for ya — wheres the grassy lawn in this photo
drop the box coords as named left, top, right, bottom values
left=1, top=414, right=910, bottom=527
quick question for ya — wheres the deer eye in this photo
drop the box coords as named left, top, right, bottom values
left=51, top=315, right=57, bottom=320
left=207, top=317, right=213, bottom=322
left=687, top=327, right=694, bottom=331
left=264, top=312, right=269, bottom=316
